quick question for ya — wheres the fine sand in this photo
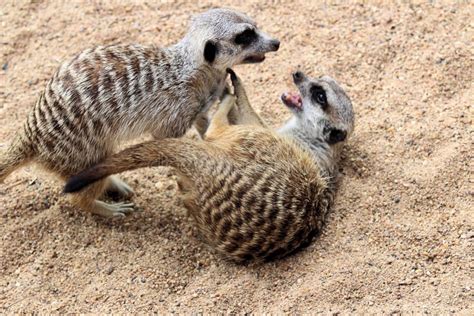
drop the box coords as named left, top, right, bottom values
left=0, top=1, right=473, bottom=313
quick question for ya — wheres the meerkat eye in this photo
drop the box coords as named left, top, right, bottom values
left=234, top=29, right=257, bottom=46
left=311, top=86, right=328, bottom=110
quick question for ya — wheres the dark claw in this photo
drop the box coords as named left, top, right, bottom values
left=226, top=68, right=237, bottom=82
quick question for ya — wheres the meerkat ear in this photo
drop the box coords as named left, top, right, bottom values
left=204, top=40, right=219, bottom=63
left=326, top=128, right=347, bottom=145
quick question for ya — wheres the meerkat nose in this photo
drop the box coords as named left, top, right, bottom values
left=271, top=39, right=280, bottom=51
left=293, top=71, right=304, bottom=83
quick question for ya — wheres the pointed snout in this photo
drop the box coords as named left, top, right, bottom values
left=259, top=31, right=280, bottom=52
left=292, top=70, right=306, bottom=84
left=270, top=39, right=280, bottom=51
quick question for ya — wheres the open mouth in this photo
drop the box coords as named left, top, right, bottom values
left=243, top=54, right=266, bottom=63
left=281, top=91, right=303, bottom=111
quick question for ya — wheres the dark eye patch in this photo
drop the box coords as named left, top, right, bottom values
left=234, top=29, right=257, bottom=46
left=311, top=85, right=328, bottom=110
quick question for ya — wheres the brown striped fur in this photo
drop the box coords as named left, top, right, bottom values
left=0, top=9, right=279, bottom=217
left=64, top=69, right=354, bottom=262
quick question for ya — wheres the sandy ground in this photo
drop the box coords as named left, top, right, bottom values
left=0, top=0, right=473, bottom=313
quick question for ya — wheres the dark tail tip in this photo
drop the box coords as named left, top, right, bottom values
left=63, top=175, right=89, bottom=193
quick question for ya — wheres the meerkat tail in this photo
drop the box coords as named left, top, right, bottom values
left=64, top=138, right=204, bottom=194
left=0, top=135, right=34, bottom=183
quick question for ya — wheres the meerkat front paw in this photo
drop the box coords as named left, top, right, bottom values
left=219, top=82, right=232, bottom=101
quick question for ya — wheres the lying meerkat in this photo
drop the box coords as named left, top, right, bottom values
left=0, top=8, right=280, bottom=217
left=64, top=69, right=354, bottom=262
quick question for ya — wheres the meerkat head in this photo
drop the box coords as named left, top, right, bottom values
left=185, top=8, right=280, bottom=70
left=281, top=71, right=354, bottom=145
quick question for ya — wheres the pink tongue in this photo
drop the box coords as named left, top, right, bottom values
left=284, top=92, right=302, bottom=106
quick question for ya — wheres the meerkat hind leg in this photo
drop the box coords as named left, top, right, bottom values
left=105, top=175, right=134, bottom=200
left=93, top=201, right=135, bottom=218
left=70, top=178, right=135, bottom=218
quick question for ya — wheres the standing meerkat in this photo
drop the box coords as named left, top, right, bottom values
left=0, top=8, right=280, bottom=217
left=64, top=69, right=354, bottom=262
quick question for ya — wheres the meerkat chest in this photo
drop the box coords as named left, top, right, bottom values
left=200, top=76, right=226, bottom=114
